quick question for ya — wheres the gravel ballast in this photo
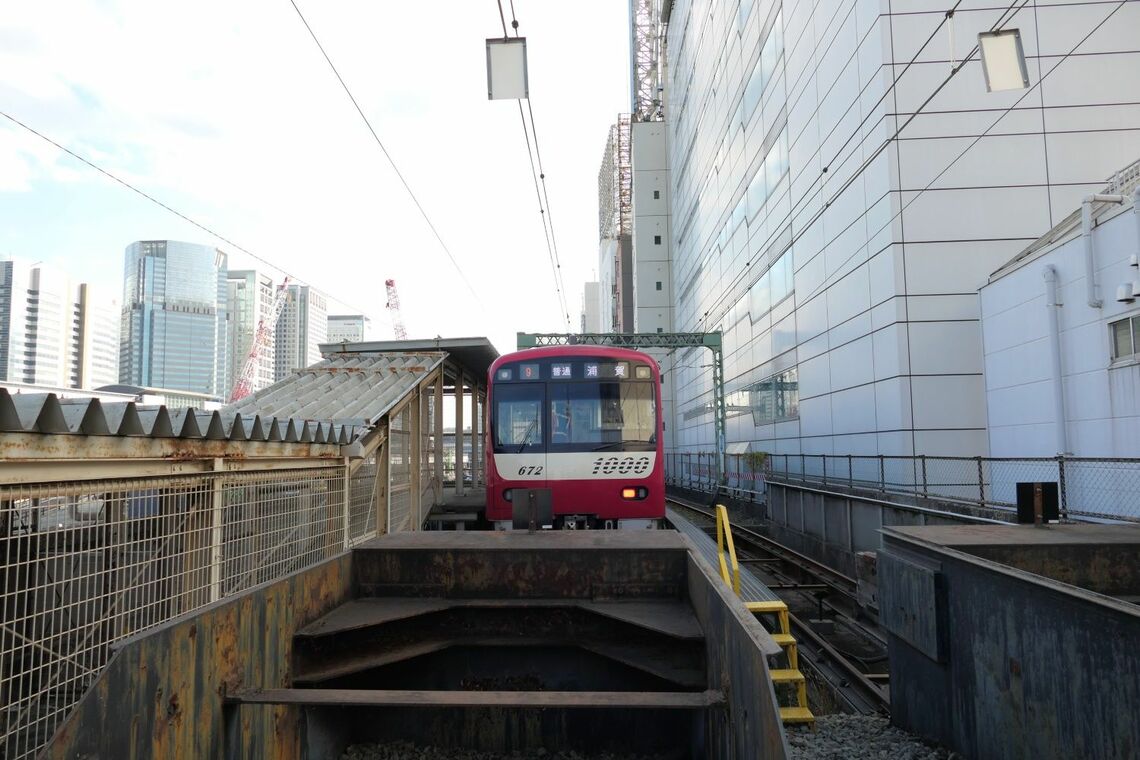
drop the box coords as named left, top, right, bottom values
left=787, top=715, right=957, bottom=760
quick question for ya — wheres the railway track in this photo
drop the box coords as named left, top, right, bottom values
left=667, top=496, right=891, bottom=716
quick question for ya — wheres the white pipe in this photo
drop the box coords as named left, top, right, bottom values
left=1134, top=186, right=1140, bottom=260
left=1043, top=265, right=1068, bottom=455
left=1082, top=193, right=1127, bottom=308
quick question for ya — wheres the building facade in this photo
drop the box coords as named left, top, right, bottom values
left=327, top=314, right=370, bottom=345
left=980, top=169, right=1140, bottom=459
left=662, top=0, right=1140, bottom=458
left=276, top=284, right=328, bottom=381
left=598, top=116, right=634, bottom=332
left=120, top=240, right=228, bottom=398
left=0, top=259, right=118, bottom=389
left=226, top=269, right=277, bottom=395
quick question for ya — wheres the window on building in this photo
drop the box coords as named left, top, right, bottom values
left=653, top=190, right=660, bottom=199
left=1110, top=315, right=1140, bottom=360
left=656, top=281, right=663, bottom=291
left=654, top=235, right=662, bottom=245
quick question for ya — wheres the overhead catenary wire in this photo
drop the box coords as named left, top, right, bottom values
left=693, top=0, right=1038, bottom=330
left=495, top=0, right=573, bottom=331
left=287, top=0, right=484, bottom=310
left=0, top=108, right=373, bottom=318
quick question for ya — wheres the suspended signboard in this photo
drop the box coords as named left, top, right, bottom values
left=486, top=37, right=529, bottom=100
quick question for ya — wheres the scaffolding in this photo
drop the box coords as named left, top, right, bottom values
left=630, top=0, right=666, bottom=122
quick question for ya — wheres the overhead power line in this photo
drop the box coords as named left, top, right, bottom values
left=287, top=0, right=483, bottom=309
left=495, top=0, right=573, bottom=331
left=0, top=108, right=373, bottom=317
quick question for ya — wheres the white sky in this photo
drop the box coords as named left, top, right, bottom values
left=0, top=1, right=631, bottom=355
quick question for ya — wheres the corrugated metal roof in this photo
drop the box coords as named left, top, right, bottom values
left=225, top=352, right=447, bottom=431
left=0, top=389, right=357, bottom=444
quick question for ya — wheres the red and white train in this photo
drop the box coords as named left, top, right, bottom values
left=484, top=345, right=665, bottom=530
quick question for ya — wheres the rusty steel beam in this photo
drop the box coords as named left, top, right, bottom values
left=227, top=688, right=725, bottom=709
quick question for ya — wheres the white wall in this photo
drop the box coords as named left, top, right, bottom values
left=981, top=197, right=1140, bottom=458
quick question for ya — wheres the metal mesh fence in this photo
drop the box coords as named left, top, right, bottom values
left=0, top=462, right=353, bottom=760
left=666, top=451, right=1140, bottom=521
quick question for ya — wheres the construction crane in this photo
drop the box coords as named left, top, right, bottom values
left=229, top=276, right=291, bottom=402
left=385, top=278, right=408, bottom=340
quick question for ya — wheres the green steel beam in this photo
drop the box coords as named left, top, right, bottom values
left=516, top=332, right=726, bottom=484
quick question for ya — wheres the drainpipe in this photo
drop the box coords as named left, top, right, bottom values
left=1134, top=186, right=1140, bottom=259
left=1082, top=193, right=1128, bottom=307
left=1043, top=265, right=1068, bottom=456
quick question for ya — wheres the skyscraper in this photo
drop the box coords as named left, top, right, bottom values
left=225, top=269, right=277, bottom=395
left=0, top=259, right=119, bottom=389
left=275, top=284, right=328, bottom=381
left=119, top=241, right=228, bottom=398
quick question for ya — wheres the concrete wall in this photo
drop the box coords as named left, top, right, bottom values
left=43, top=553, right=354, bottom=759
left=764, top=480, right=1002, bottom=575
left=880, top=530, right=1140, bottom=759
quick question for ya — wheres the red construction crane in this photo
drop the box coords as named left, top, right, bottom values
left=385, top=278, right=408, bottom=340
left=229, top=276, right=291, bottom=403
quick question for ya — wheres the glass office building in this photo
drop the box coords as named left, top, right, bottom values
left=119, top=241, right=229, bottom=398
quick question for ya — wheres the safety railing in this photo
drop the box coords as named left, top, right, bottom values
left=0, top=458, right=379, bottom=760
left=666, top=451, right=1140, bottom=522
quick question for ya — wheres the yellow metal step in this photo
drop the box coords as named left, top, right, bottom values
left=772, top=633, right=796, bottom=646
left=746, top=600, right=788, bottom=614
left=779, top=706, right=816, bottom=724
left=769, top=669, right=805, bottom=684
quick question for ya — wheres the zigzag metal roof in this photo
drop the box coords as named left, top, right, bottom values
left=0, top=390, right=357, bottom=445
left=225, top=351, right=447, bottom=431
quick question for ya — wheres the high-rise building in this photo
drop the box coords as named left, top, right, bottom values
left=581, top=282, right=603, bottom=333
left=275, top=284, right=328, bottom=381
left=660, top=0, right=1140, bottom=457
left=226, top=269, right=277, bottom=396
left=120, top=240, right=228, bottom=398
left=327, top=314, right=370, bottom=345
left=598, top=116, right=634, bottom=332
left=0, top=259, right=119, bottom=389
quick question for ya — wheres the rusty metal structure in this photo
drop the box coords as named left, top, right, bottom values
left=0, top=338, right=495, bottom=760
left=630, top=0, right=666, bottom=122
left=43, top=530, right=790, bottom=759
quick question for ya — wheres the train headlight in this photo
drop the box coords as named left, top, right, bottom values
left=634, top=365, right=651, bottom=379
left=621, top=487, right=648, bottom=500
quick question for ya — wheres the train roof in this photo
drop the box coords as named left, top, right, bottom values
left=491, top=344, right=661, bottom=374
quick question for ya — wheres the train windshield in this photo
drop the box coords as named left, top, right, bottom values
left=493, top=384, right=544, bottom=452
left=548, top=380, right=655, bottom=451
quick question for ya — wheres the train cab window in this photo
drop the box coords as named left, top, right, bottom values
left=493, top=384, right=544, bottom=452
left=548, top=379, right=655, bottom=450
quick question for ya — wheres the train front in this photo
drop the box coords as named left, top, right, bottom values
left=484, top=347, right=665, bottom=530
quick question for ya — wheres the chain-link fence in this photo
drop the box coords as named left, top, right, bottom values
left=0, top=460, right=379, bottom=760
left=666, top=451, right=1140, bottom=522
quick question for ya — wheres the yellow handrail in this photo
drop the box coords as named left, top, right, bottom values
left=715, top=504, right=741, bottom=595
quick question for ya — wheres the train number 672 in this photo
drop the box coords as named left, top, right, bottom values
left=517, top=465, right=543, bottom=476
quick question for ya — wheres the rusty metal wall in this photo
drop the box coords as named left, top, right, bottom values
left=880, top=533, right=1140, bottom=759
left=40, top=553, right=354, bottom=760
left=684, top=551, right=788, bottom=760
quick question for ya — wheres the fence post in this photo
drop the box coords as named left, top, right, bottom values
left=976, top=457, right=985, bottom=505
left=879, top=455, right=886, bottom=492
left=1057, top=455, right=1068, bottom=519
left=848, top=454, right=853, bottom=488
left=822, top=455, right=828, bottom=486
left=209, top=458, right=225, bottom=603
left=920, top=455, right=928, bottom=498
left=343, top=457, right=351, bottom=550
